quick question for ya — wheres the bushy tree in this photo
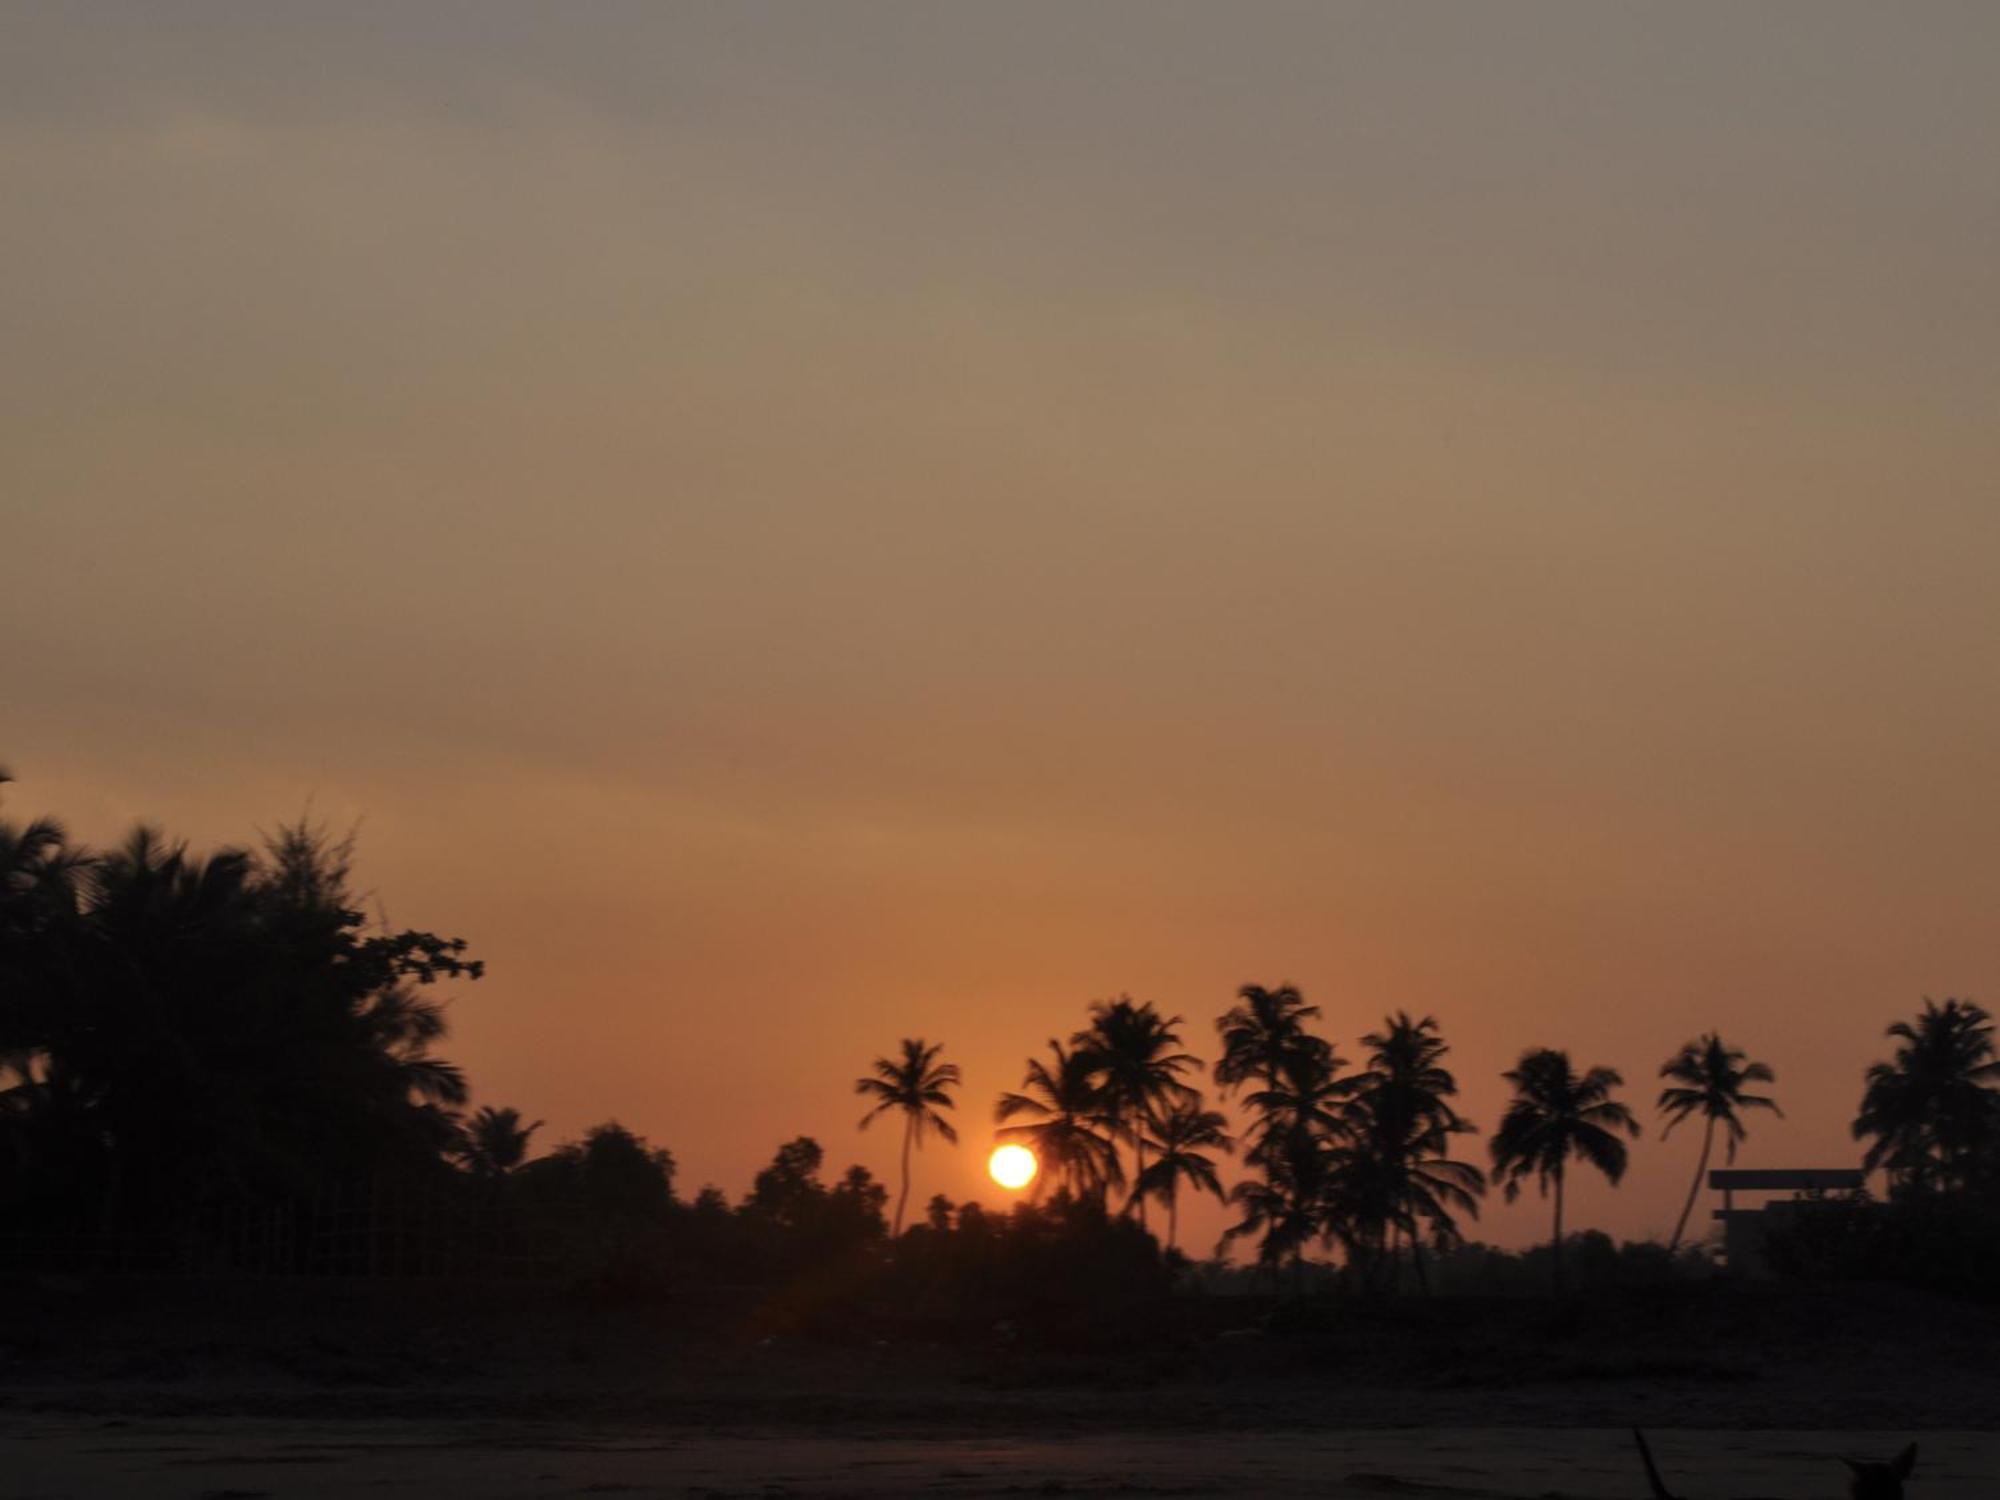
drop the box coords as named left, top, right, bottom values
left=0, top=796, right=481, bottom=1242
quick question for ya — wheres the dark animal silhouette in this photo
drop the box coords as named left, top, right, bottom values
left=1634, top=1429, right=1917, bottom=1500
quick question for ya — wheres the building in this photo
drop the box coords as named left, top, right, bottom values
left=1710, top=1167, right=1865, bottom=1275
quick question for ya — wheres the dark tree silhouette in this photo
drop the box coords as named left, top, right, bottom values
left=1073, top=997, right=1199, bottom=1226
left=458, top=1105, right=543, bottom=1180
left=1490, top=1048, right=1639, bottom=1295
left=855, top=1037, right=960, bottom=1235
left=742, top=1136, right=826, bottom=1231
left=736, top=1135, right=888, bottom=1269
left=1657, top=1033, right=1780, bottom=1251
left=1223, top=1124, right=1326, bottom=1287
left=1854, top=998, right=2000, bottom=1194
left=1131, top=1100, right=1232, bottom=1251
left=0, top=801, right=480, bottom=1244
left=995, top=1039, right=1121, bottom=1202
left=1225, top=1035, right=1349, bottom=1286
left=1347, top=1013, right=1484, bottom=1290
left=1214, top=983, right=1330, bottom=1098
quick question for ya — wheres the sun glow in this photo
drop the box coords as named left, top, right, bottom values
left=988, top=1143, right=1038, bottom=1191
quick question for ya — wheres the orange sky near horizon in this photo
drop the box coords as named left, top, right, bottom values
left=6, top=4, right=2000, bottom=1255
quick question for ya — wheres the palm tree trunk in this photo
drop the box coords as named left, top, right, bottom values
left=1551, top=1165, right=1566, bottom=1297
left=1410, top=1229, right=1431, bottom=1296
left=894, top=1113, right=913, bottom=1237
left=1165, top=1185, right=1179, bottom=1253
left=1668, top=1116, right=1715, bottom=1254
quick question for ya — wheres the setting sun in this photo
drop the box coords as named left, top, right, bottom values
left=987, top=1144, right=1037, bottom=1191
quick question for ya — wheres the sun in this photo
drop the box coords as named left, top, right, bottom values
left=988, top=1143, right=1038, bottom=1191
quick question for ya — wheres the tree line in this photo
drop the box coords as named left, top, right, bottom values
left=863, top=987, right=1998, bottom=1293
left=5, top=774, right=1997, bottom=1301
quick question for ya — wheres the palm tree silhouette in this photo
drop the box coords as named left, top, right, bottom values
left=1223, top=1117, right=1327, bottom=1290
left=1131, top=1100, right=1232, bottom=1251
left=1073, top=996, right=1199, bottom=1226
left=995, top=1039, right=1121, bottom=1203
left=1349, top=1013, right=1484, bottom=1290
left=1854, top=998, right=2000, bottom=1194
left=855, top=1037, right=960, bottom=1235
left=1241, top=1036, right=1350, bottom=1170
left=459, top=1105, right=543, bottom=1180
left=1657, top=1033, right=1780, bottom=1252
left=1226, top=1040, right=1348, bottom=1287
left=1214, top=983, right=1330, bottom=1099
left=1490, top=1047, right=1639, bottom=1295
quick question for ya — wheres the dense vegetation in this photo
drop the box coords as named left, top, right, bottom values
left=6, top=772, right=1999, bottom=1326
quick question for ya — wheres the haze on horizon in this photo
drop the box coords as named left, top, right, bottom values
left=5, top=3, right=1998, bottom=1254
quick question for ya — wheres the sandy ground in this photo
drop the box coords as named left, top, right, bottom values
left=6, top=1421, right=1994, bottom=1500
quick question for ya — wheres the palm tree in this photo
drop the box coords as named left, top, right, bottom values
left=459, top=1105, right=543, bottom=1180
left=1854, top=998, right=2000, bottom=1195
left=1222, top=1145, right=1324, bottom=1289
left=1131, top=1101, right=1232, bottom=1251
left=1226, top=1039, right=1348, bottom=1287
left=0, top=800, right=92, bottom=1062
left=1073, top=996, right=1199, bottom=1226
left=1241, top=1039, right=1351, bottom=1170
left=855, top=1037, right=961, bottom=1235
left=995, top=1039, right=1121, bottom=1202
left=1347, top=1013, right=1484, bottom=1290
left=1657, top=1033, right=1780, bottom=1252
left=1214, top=983, right=1330, bottom=1098
left=1489, top=1048, right=1639, bottom=1294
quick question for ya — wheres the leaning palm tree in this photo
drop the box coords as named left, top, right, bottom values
left=1073, top=996, right=1200, bottom=1226
left=1214, top=983, right=1330, bottom=1099
left=995, top=1039, right=1121, bottom=1203
left=1657, top=1033, right=1780, bottom=1251
left=855, top=1037, right=961, bottom=1235
left=1853, top=998, right=2000, bottom=1195
left=1489, top=1048, right=1640, bottom=1295
left=1131, top=1100, right=1232, bottom=1251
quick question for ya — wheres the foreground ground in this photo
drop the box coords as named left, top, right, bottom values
left=9, top=1420, right=1997, bottom=1499
left=4, top=1279, right=1995, bottom=1495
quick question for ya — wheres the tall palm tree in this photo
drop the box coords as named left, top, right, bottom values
left=1854, top=998, right=2000, bottom=1195
left=995, top=1039, right=1121, bottom=1202
left=459, top=1105, right=543, bottom=1180
left=1489, top=1048, right=1640, bottom=1295
left=1073, top=996, right=1199, bottom=1226
left=1225, top=1039, right=1348, bottom=1286
left=1657, top=1033, right=1780, bottom=1251
left=855, top=1037, right=961, bottom=1235
left=1214, top=983, right=1330, bottom=1098
left=1131, top=1100, right=1232, bottom=1251
left=1347, top=1013, right=1484, bottom=1289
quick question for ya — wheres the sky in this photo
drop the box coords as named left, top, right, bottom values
left=5, top=3, right=1999, bottom=1253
